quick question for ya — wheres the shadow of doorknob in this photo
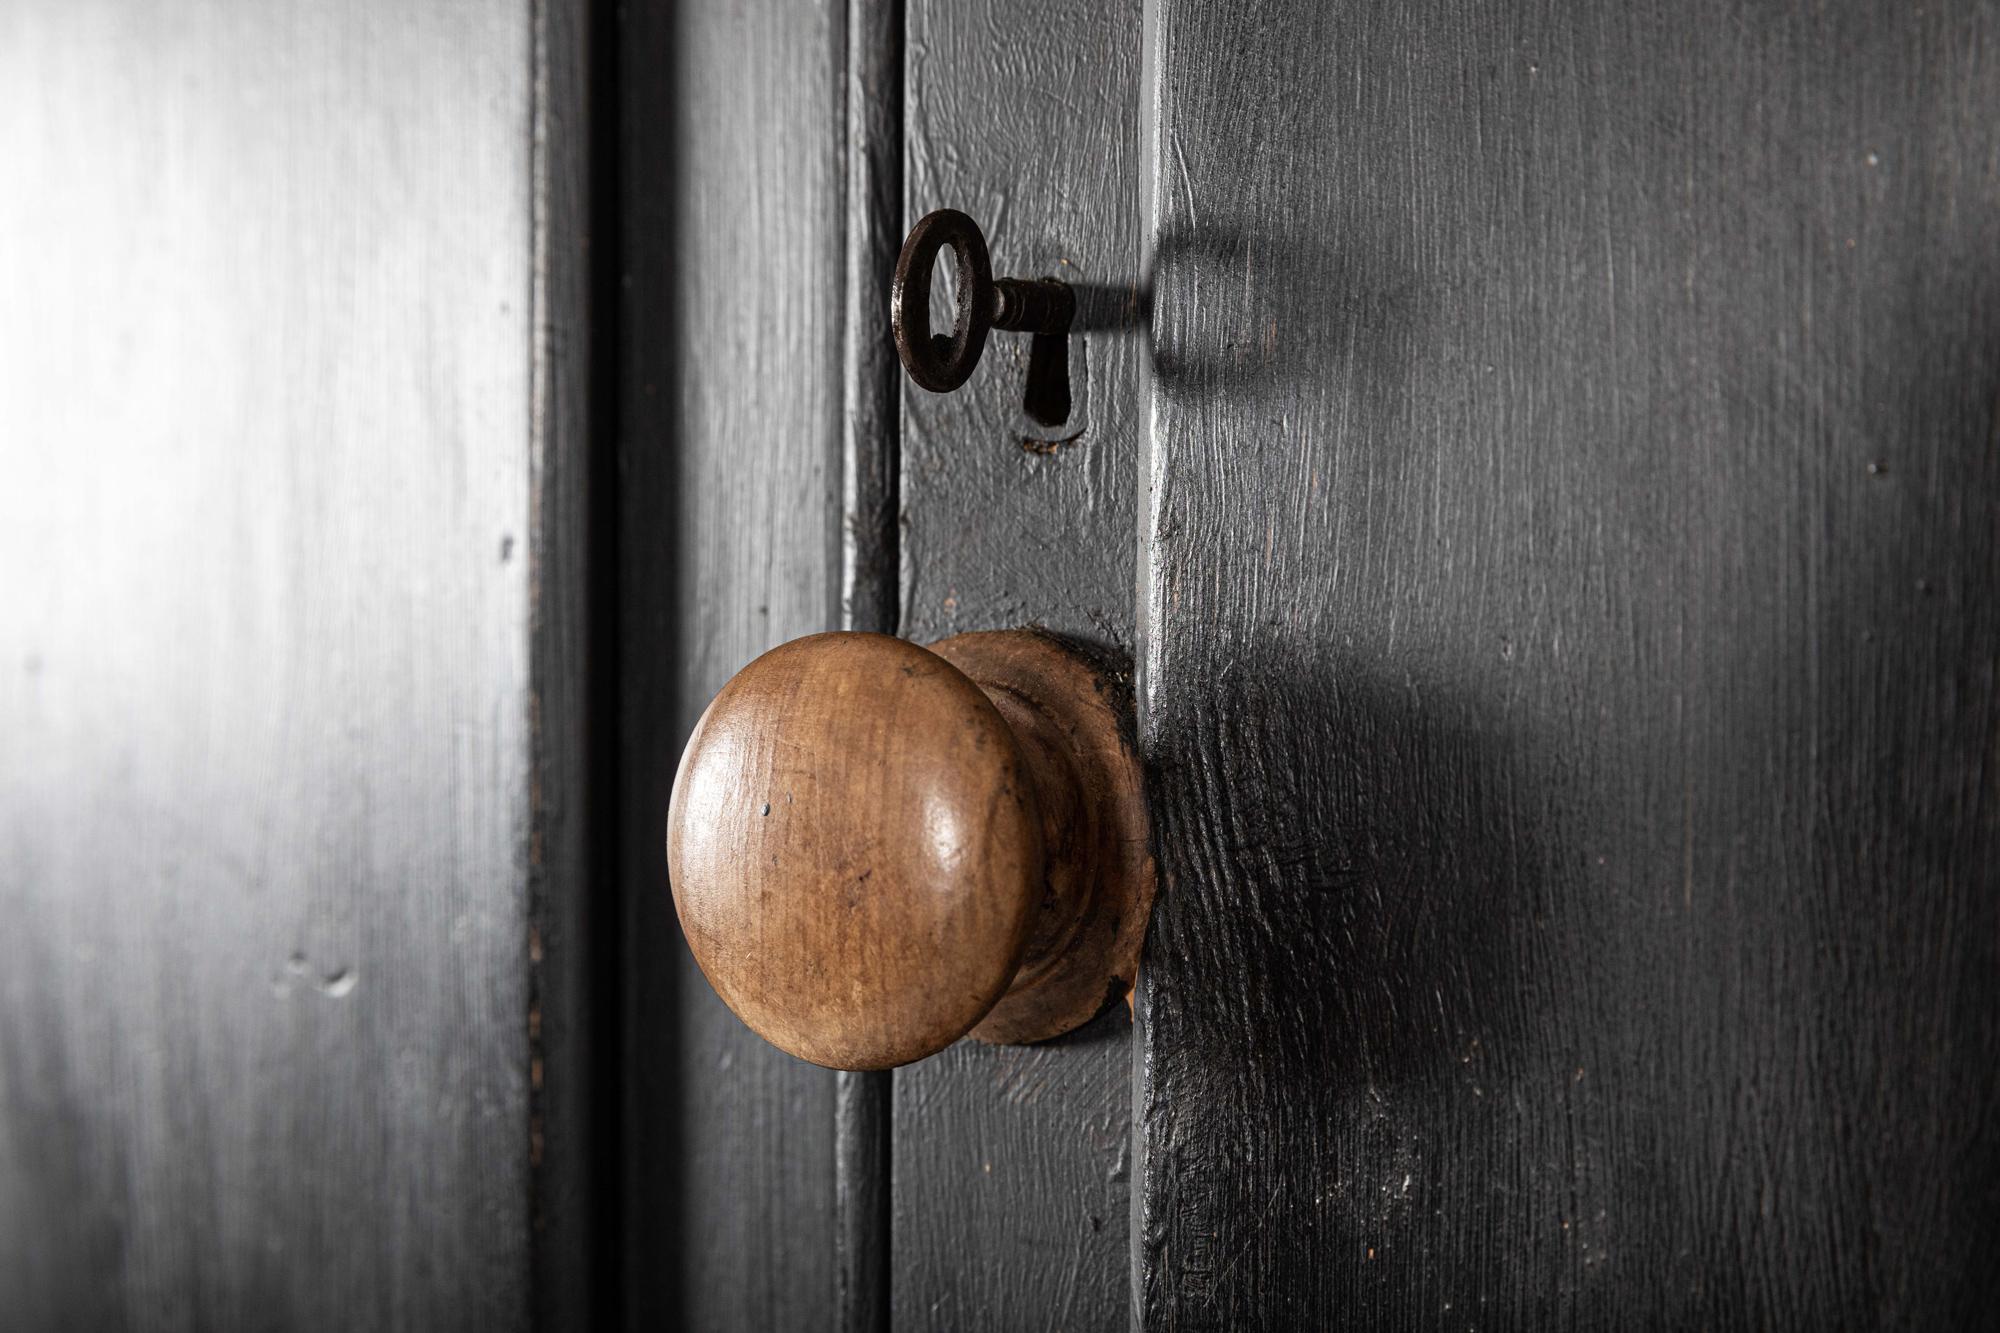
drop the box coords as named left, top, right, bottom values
left=667, top=629, right=1154, bottom=1070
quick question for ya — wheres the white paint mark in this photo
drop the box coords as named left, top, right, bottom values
left=1171, top=131, right=1198, bottom=227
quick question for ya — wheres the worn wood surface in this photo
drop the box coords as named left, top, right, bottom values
left=613, top=0, right=844, bottom=1326
left=933, top=632, right=1155, bottom=1050
left=1137, top=0, right=2000, bottom=1326
left=668, top=630, right=1151, bottom=1070
left=669, top=633, right=1045, bottom=1070
left=0, top=0, right=558, bottom=1326
left=895, top=0, right=1146, bottom=1325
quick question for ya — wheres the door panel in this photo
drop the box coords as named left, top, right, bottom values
left=613, top=0, right=845, bottom=1326
left=892, top=1, right=1145, bottom=1326
left=1137, top=0, right=2000, bottom=1326
left=0, top=1, right=581, bottom=1326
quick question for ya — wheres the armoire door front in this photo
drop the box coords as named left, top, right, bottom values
left=625, top=1, right=1999, bottom=1328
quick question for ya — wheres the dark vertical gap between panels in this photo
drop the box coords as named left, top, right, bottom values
left=836, top=2, right=902, bottom=1332
left=833, top=1070, right=893, bottom=1333
left=841, top=0, right=903, bottom=637
left=578, top=0, right=626, bottom=1325
left=611, top=0, right=686, bottom=1325
left=528, top=0, right=611, bottom=1326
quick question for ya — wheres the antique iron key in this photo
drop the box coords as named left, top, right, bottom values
left=890, top=208, right=1075, bottom=427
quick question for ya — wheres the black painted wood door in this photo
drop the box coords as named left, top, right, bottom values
left=1134, top=2, right=2000, bottom=1324
left=627, top=1, right=2000, bottom=1328
left=14, top=1, right=1984, bottom=1329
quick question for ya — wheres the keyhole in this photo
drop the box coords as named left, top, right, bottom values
left=928, top=247, right=1070, bottom=427
left=1022, top=332, right=1070, bottom=428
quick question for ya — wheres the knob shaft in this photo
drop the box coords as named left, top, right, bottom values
left=667, top=629, right=1153, bottom=1070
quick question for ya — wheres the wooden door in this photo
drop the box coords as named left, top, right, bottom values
left=0, top=0, right=596, bottom=1327
left=13, top=0, right=1991, bottom=1328
left=628, top=0, right=2000, bottom=1327
left=1133, top=0, right=2000, bottom=1325
left=612, top=0, right=1146, bottom=1325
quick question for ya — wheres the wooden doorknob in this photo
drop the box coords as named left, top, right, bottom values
left=667, top=629, right=1154, bottom=1070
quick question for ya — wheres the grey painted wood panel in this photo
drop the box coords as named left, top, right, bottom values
left=613, top=0, right=844, bottom=1327
left=895, top=1, right=1145, bottom=1327
left=1138, top=0, right=2000, bottom=1326
left=0, top=1, right=554, bottom=1327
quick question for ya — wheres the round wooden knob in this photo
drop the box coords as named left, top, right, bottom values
left=667, top=629, right=1154, bottom=1070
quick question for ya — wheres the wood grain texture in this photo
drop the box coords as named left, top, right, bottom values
left=895, top=0, right=1145, bottom=1325
left=0, top=1, right=544, bottom=1326
left=1137, top=0, right=2000, bottom=1326
left=935, top=631, right=1155, bottom=1051
left=667, top=629, right=1151, bottom=1069
left=669, top=633, right=1044, bottom=1071
left=613, top=0, right=843, bottom=1325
